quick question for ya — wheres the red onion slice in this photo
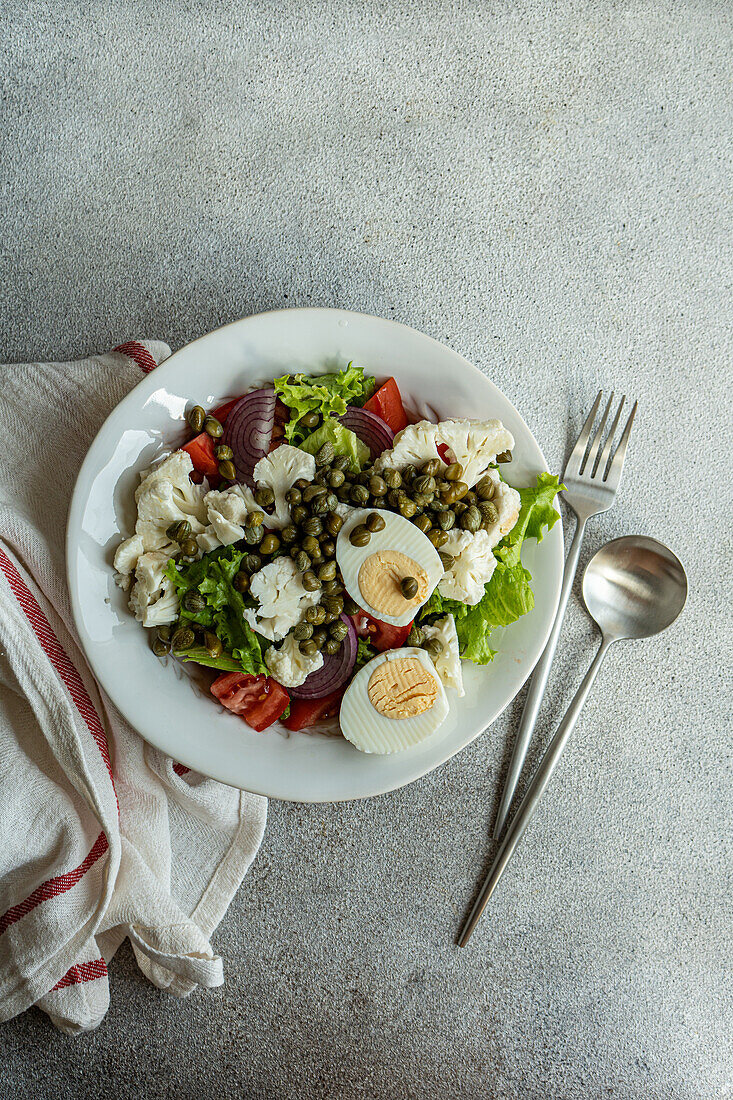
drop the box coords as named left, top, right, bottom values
left=290, top=615, right=357, bottom=699
left=339, top=407, right=394, bottom=459
left=224, top=389, right=277, bottom=484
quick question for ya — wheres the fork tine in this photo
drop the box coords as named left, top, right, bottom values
left=594, top=395, right=625, bottom=477
left=605, top=400, right=637, bottom=486
left=565, top=390, right=603, bottom=476
left=580, top=391, right=614, bottom=475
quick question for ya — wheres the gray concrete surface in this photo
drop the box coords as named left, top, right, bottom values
left=2, top=1, right=732, bottom=1097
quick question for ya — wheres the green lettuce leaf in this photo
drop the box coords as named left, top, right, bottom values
left=297, top=418, right=369, bottom=472
left=165, top=547, right=268, bottom=676
left=274, top=364, right=375, bottom=444
left=355, top=638, right=378, bottom=671
left=496, top=472, right=563, bottom=567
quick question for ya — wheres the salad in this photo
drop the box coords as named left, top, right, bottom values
left=113, top=366, right=561, bottom=754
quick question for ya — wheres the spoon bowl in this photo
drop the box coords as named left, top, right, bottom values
left=583, top=535, right=688, bottom=642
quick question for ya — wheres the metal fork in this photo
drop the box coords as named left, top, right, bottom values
left=492, top=391, right=637, bottom=839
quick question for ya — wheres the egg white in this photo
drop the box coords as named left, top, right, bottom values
left=336, top=508, right=443, bottom=626
left=340, top=647, right=449, bottom=755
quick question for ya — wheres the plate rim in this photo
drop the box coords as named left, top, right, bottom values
left=67, top=307, right=563, bottom=801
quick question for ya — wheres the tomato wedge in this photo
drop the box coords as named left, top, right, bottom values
left=210, top=397, right=242, bottom=424
left=350, top=611, right=412, bottom=652
left=211, top=672, right=289, bottom=732
left=363, top=377, right=408, bottom=434
left=281, top=687, right=345, bottom=732
left=182, top=432, right=219, bottom=478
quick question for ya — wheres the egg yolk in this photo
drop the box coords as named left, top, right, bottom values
left=358, top=551, right=429, bottom=618
left=367, top=657, right=438, bottom=719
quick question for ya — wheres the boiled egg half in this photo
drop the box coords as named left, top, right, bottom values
left=340, top=647, right=449, bottom=754
left=336, top=508, right=443, bottom=627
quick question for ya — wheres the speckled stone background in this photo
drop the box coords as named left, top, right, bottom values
left=2, top=1, right=732, bottom=1097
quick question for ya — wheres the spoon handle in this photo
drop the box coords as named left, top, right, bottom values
left=458, top=636, right=612, bottom=946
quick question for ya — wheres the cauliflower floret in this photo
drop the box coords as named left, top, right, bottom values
left=253, top=445, right=316, bottom=529
left=243, top=556, right=320, bottom=640
left=113, top=534, right=145, bottom=587
left=265, top=632, right=324, bottom=687
left=128, top=550, right=179, bottom=628
left=197, top=527, right=223, bottom=554
left=438, top=529, right=497, bottom=605
left=203, top=484, right=259, bottom=547
left=133, top=450, right=208, bottom=552
left=422, top=615, right=464, bottom=696
left=375, top=418, right=514, bottom=488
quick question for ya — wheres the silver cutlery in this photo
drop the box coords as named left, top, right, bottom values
left=493, top=391, right=638, bottom=839
left=458, top=535, right=687, bottom=945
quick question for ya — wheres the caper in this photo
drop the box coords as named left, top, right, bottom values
left=356, top=469, right=371, bottom=485
left=260, top=533, right=280, bottom=555
left=322, top=579, right=343, bottom=595
left=301, top=410, right=321, bottom=429
left=302, top=570, right=322, bottom=592
left=402, top=464, right=417, bottom=484
left=476, top=475, right=496, bottom=501
left=424, top=638, right=444, bottom=661
left=318, top=560, right=337, bottom=582
left=310, top=548, right=324, bottom=565
left=400, top=576, right=419, bottom=599
left=295, top=551, right=311, bottom=573
left=464, top=490, right=478, bottom=507
left=291, top=504, right=308, bottom=525
left=479, top=500, right=499, bottom=526
left=361, top=512, right=383, bottom=533
left=349, top=525, right=371, bottom=547
left=302, top=535, right=320, bottom=557
left=293, top=622, right=314, bottom=641
left=496, top=450, right=512, bottom=463
left=332, top=454, right=351, bottom=471
left=204, top=416, right=224, bottom=439
left=315, top=442, right=335, bottom=466
left=399, top=498, right=417, bottom=518
left=322, top=609, right=338, bottom=624
left=413, top=474, right=436, bottom=495
left=180, top=537, right=198, bottom=558
left=428, top=528, right=449, bottom=548
left=183, top=590, right=206, bottom=613
left=421, top=459, right=442, bottom=477
left=218, top=460, right=236, bottom=480
left=244, top=525, right=264, bottom=545
left=302, top=516, right=323, bottom=537
left=152, top=637, right=170, bottom=658
left=294, top=478, right=310, bottom=490
left=387, top=488, right=403, bottom=508
left=187, top=405, right=206, bottom=433
left=310, top=627, right=327, bottom=649
left=242, top=552, right=262, bottom=573
left=254, top=486, right=275, bottom=508
left=344, top=596, right=361, bottom=615
left=156, top=624, right=172, bottom=642
left=314, top=467, right=330, bottom=485
left=289, top=543, right=302, bottom=559
left=382, top=467, right=402, bottom=489
left=324, top=492, right=338, bottom=511
left=337, top=483, right=352, bottom=501
left=453, top=500, right=468, bottom=517
left=285, top=487, right=302, bottom=506
left=323, top=638, right=341, bottom=656
left=321, top=538, right=336, bottom=559
left=305, top=604, right=326, bottom=625
left=349, top=485, right=368, bottom=506
left=322, top=594, right=344, bottom=616
left=328, top=468, right=345, bottom=488
left=329, top=620, right=349, bottom=641
left=445, top=462, right=464, bottom=481
left=215, top=443, right=234, bottom=461
left=407, top=624, right=424, bottom=647
left=438, top=551, right=455, bottom=571
left=204, top=631, right=223, bottom=658
left=325, top=512, right=343, bottom=537
left=281, top=525, right=298, bottom=544
left=368, top=475, right=388, bottom=497
left=166, top=519, right=192, bottom=543
left=452, top=481, right=469, bottom=500
left=171, top=627, right=195, bottom=652
left=233, top=571, right=251, bottom=593
left=413, top=492, right=433, bottom=508
left=299, top=639, right=318, bottom=657
left=302, top=483, right=325, bottom=504
left=242, top=510, right=263, bottom=529
left=412, top=514, right=432, bottom=534
left=460, top=505, right=482, bottom=533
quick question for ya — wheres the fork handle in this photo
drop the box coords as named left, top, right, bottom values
left=458, top=635, right=612, bottom=945
left=492, top=514, right=587, bottom=838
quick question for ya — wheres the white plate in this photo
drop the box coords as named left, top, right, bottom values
left=67, top=308, right=563, bottom=802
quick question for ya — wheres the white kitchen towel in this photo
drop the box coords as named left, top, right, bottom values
left=0, top=341, right=268, bottom=1034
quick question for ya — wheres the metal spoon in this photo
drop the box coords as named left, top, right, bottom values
left=458, top=535, right=688, bottom=946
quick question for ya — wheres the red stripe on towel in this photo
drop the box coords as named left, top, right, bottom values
left=114, top=340, right=158, bottom=374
